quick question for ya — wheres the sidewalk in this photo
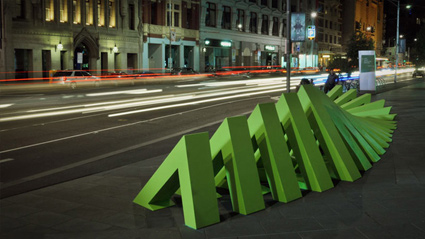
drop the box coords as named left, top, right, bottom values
left=1, top=80, right=425, bottom=239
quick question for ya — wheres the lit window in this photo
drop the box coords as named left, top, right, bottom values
left=86, top=0, right=93, bottom=25
left=60, top=0, right=68, bottom=23
left=73, top=0, right=81, bottom=24
left=109, top=0, right=116, bottom=28
left=98, top=0, right=105, bottom=26
left=45, top=0, right=54, bottom=21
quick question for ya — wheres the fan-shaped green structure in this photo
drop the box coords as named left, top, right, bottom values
left=133, top=85, right=396, bottom=229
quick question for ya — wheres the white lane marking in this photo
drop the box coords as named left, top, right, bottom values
left=0, top=116, right=252, bottom=189
left=0, top=97, right=265, bottom=154
left=86, top=89, right=162, bottom=97
left=0, top=104, right=14, bottom=108
left=109, top=87, right=286, bottom=117
left=0, top=158, right=14, bottom=164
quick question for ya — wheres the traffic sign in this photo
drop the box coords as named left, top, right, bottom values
left=307, top=26, right=315, bottom=40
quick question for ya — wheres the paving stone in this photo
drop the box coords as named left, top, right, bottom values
left=298, top=228, right=368, bottom=239
left=21, top=211, right=72, bottom=227
left=0, top=203, right=42, bottom=218
left=52, top=218, right=113, bottom=232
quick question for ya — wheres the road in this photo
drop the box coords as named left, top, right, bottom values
left=0, top=70, right=416, bottom=198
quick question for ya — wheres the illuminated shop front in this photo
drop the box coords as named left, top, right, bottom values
left=203, top=39, right=232, bottom=70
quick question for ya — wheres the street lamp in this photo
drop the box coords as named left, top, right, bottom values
left=310, top=12, right=317, bottom=68
left=395, top=0, right=400, bottom=83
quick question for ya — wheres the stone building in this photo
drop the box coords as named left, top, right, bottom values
left=0, top=0, right=204, bottom=80
left=141, top=0, right=200, bottom=71
left=342, top=0, right=385, bottom=56
left=199, top=0, right=289, bottom=72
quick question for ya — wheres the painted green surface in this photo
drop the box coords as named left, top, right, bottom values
left=133, top=84, right=397, bottom=229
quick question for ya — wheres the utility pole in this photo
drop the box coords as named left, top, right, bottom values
left=286, top=0, right=291, bottom=93
left=394, top=0, right=400, bottom=83
left=169, top=0, right=172, bottom=71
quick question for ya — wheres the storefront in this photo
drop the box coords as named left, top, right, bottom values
left=203, top=39, right=232, bottom=71
left=260, top=45, right=279, bottom=67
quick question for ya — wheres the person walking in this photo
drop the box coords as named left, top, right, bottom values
left=324, top=69, right=339, bottom=93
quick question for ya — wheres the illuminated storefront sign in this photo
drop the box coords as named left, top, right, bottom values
left=204, top=39, right=232, bottom=48
left=265, top=45, right=276, bottom=51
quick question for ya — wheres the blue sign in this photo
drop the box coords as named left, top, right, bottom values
left=307, top=26, right=315, bottom=40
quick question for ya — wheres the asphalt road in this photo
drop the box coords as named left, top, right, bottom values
left=0, top=71, right=415, bottom=198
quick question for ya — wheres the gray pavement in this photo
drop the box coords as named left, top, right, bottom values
left=1, top=79, right=425, bottom=239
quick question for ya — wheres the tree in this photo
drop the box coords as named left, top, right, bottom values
left=328, top=55, right=350, bottom=74
left=346, top=31, right=375, bottom=69
left=412, top=25, right=425, bottom=68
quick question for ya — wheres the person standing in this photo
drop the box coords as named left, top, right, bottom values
left=324, top=69, right=339, bottom=93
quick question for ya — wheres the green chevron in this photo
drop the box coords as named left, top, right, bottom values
left=134, top=85, right=397, bottom=229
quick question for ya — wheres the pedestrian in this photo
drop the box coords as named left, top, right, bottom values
left=324, top=69, right=339, bottom=93
left=295, top=78, right=311, bottom=92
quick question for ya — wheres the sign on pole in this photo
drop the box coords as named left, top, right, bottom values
left=359, top=50, right=376, bottom=92
left=307, top=26, right=315, bottom=40
left=291, top=13, right=306, bottom=42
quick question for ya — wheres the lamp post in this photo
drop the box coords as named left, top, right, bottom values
left=394, top=0, right=400, bottom=83
left=286, top=0, right=291, bottom=93
left=310, top=12, right=317, bottom=68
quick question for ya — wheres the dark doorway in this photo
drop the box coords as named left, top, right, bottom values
left=42, top=50, right=51, bottom=79
left=74, top=43, right=90, bottom=70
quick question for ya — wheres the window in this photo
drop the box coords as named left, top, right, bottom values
left=282, top=19, right=286, bottom=37
left=272, top=17, right=279, bottom=36
left=151, top=2, right=157, bottom=24
left=167, top=3, right=180, bottom=27
left=129, top=4, right=135, bottom=30
left=222, top=6, right=231, bottom=29
left=325, top=20, right=328, bottom=28
left=329, top=35, right=332, bottom=43
left=73, top=0, right=81, bottom=24
left=249, top=0, right=256, bottom=2
left=329, top=21, right=332, bottom=30
left=45, top=0, right=54, bottom=21
left=272, top=0, right=278, bottom=8
left=317, top=33, right=323, bottom=42
left=250, top=12, right=257, bottom=33
left=109, top=0, right=116, bottom=27
left=60, top=0, right=68, bottom=22
left=15, top=0, right=25, bottom=19
left=325, top=34, right=328, bottom=42
left=261, top=0, right=267, bottom=6
left=261, top=15, right=268, bottom=35
left=206, top=2, right=216, bottom=27
left=318, top=18, right=323, bottom=27
left=86, top=0, right=93, bottom=25
left=186, top=7, right=193, bottom=28
left=334, top=36, right=337, bottom=44
left=237, top=9, right=245, bottom=31
left=98, top=0, right=105, bottom=26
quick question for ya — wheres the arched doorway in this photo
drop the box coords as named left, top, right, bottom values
left=74, top=43, right=90, bottom=70
left=73, top=28, right=100, bottom=72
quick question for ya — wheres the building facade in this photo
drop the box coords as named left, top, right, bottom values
left=199, top=0, right=289, bottom=71
left=314, top=0, right=343, bottom=68
left=141, top=0, right=200, bottom=71
left=1, top=0, right=146, bottom=80
left=342, top=0, right=384, bottom=57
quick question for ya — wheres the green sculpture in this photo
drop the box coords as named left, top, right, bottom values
left=134, top=85, right=397, bottom=229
